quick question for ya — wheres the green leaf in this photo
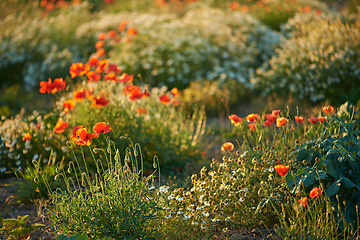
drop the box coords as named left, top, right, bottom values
left=296, top=149, right=311, bottom=162
left=342, top=177, right=356, bottom=188
left=302, top=172, right=315, bottom=187
left=326, top=180, right=341, bottom=197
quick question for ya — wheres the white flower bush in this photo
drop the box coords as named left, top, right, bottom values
left=252, top=11, right=360, bottom=103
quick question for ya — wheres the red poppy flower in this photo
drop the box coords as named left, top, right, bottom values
left=108, top=30, right=117, bottom=38
left=104, top=72, right=117, bottom=81
left=69, top=62, right=90, bottom=79
left=159, top=94, right=171, bottom=105
left=39, top=78, right=66, bottom=94
left=221, top=142, right=234, bottom=151
left=22, top=133, right=32, bottom=141
left=323, top=106, right=334, bottom=114
left=71, top=125, right=84, bottom=141
left=98, top=32, right=106, bottom=41
left=75, top=128, right=94, bottom=146
left=127, top=27, right=138, bottom=36
left=318, top=117, right=327, bottom=123
left=266, top=114, right=276, bottom=123
left=246, top=113, right=260, bottom=122
left=63, top=99, right=76, bottom=113
left=274, top=164, right=289, bottom=176
left=96, top=48, right=106, bottom=58
left=229, top=114, right=242, bottom=126
left=309, top=187, right=321, bottom=198
left=171, top=88, right=179, bottom=97
left=248, top=123, right=256, bottom=131
left=54, top=119, right=69, bottom=134
left=276, top=117, right=288, bottom=127
left=93, top=122, right=111, bottom=138
left=171, top=98, right=179, bottom=106
left=73, top=89, right=87, bottom=102
left=298, top=197, right=308, bottom=207
left=118, top=20, right=128, bottom=32
left=91, top=96, right=110, bottom=108
left=308, top=117, right=319, bottom=124
left=117, top=73, right=134, bottom=83
left=136, top=108, right=147, bottom=114
left=96, top=59, right=108, bottom=73
left=106, top=64, right=122, bottom=74
left=263, top=120, right=273, bottom=127
left=272, top=110, right=280, bottom=117
left=295, top=116, right=304, bottom=123
left=86, top=71, right=101, bottom=82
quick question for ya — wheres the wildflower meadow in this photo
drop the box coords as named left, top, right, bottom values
left=1, top=0, right=360, bottom=239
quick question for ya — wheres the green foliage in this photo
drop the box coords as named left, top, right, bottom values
left=290, top=102, right=360, bottom=226
left=47, top=138, right=161, bottom=239
left=108, top=6, right=281, bottom=89
left=253, top=11, right=360, bottom=103
left=0, top=215, right=46, bottom=240
left=55, top=233, right=115, bottom=240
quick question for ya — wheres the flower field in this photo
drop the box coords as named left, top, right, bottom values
left=1, top=0, right=360, bottom=239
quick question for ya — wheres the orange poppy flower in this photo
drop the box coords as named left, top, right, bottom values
left=221, top=142, right=234, bottom=151
left=96, top=48, right=106, bottom=58
left=86, top=71, right=101, bottom=82
left=308, top=117, right=319, bottom=124
left=246, top=113, right=260, bottom=122
left=318, top=117, right=327, bottom=123
left=266, top=114, right=276, bottom=123
left=39, top=78, right=66, bottom=94
left=302, top=6, right=312, bottom=13
left=315, top=9, right=322, bottom=15
left=118, top=73, right=134, bottom=83
left=323, top=106, right=334, bottom=114
left=96, top=59, right=109, bottom=73
left=98, top=32, right=107, bottom=41
left=127, top=27, right=138, bottom=36
left=171, top=98, right=179, bottom=106
left=230, top=1, right=240, bottom=11
left=71, top=125, right=84, bottom=141
left=171, top=87, right=179, bottom=97
left=54, top=119, right=69, bottom=134
left=276, top=117, right=288, bottom=127
left=272, top=110, right=280, bottom=117
left=88, top=56, right=98, bottom=67
left=241, top=5, right=248, bottom=12
left=274, top=164, right=289, bottom=176
left=69, top=62, right=90, bottom=79
left=229, top=114, right=242, bottom=126
left=159, top=94, right=171, bottom=105
left=118, top=20, right=128, bottom=32
left=263, top=120, right=273, bottom=127
left=104, top=72, right=117, bottom=81
left=75, top=128, right=94, bottom=146
left=91, top=96, right=110, bottom=108
left=86, top=89, right=94, bottom=100
left=63, top=99, right=76, bottom=113
left=309, top=187, right=321, bottom=198
left=95, top=41, right=105, bottom=50
left=136, top=108, right=147, bottom=114
left=298, top=197, right=308, bottom=207
left=248, top=123, right=256, bottom=131
left=93, top=122, right=111, bottom=138
left=108, top=30, right=117, bottom=38
left=295, top=116, right=304, bottom=123
left=22, top=133, right=32, bottom=141
left=73, top=89, right=87, bottom=102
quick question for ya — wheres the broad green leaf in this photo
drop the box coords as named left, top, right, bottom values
left=342, top=176, right=356, bottom=188
left=326, top=180, right=341, bottom=197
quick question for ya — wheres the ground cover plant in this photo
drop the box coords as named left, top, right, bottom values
left=1, top=0, right=360, bottom=239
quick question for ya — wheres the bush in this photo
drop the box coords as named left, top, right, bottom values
left=106, top=6, right=282, bottom=89
left=252, top=11, right=360, bottom=103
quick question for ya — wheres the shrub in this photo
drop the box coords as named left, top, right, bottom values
left=252, top=11, right=360, bottom=103
left=105, top=6, right=282, bottom=89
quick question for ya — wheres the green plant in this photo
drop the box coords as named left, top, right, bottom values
left=55, top=233, right=115, bottom=240
left=289, top=102, right=360, bottom=226
left=46, top=134, right=161, bottom=239
left=0, top=215, right=46, bottom=240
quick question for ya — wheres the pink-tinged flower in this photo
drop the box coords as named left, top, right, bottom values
left=309, top=187, right=321, bottom=198
left=272, top=110, right=280, bottom=117
left=54, top=119, right=69, bottom=134
left=308, top=117, right=319, bottom=124
left=248, top=123, right=256, bottom=131
left=274, top=164, right=289, bottom=176
left=221, top=142, right=234, bottom=151
left=246, top=113, right=260, bottom=122
left=323, top=106, right=334, bottom=114
left=276, top=117, right=288, bottom=127
left=159, top=95, right=171, bottom=105
left=295, top=116, right=304, bottom=123
left=298, top=197, right=308, bottom=207
left=229, top=114, right=242, bottom=127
